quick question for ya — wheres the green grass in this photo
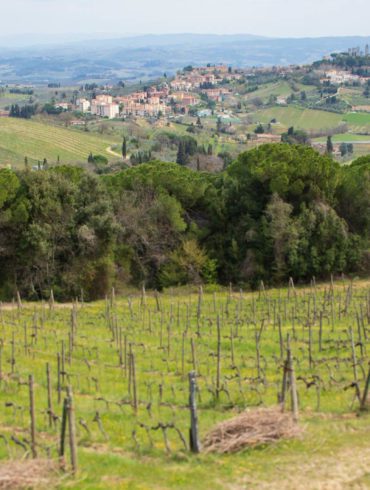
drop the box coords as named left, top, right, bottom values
left=0, top=92, right=30, bottom=109
left=338, top=87, right=370, bottom=107
left=0, top=117, right=119, bottom=167
left=313, top=133, right=370, bottom=142
left=1, top=279, right=370, bottom=489
left=253, top=106, right=343, bottom=131
left=343, top=112, right=370, bottom=132
left=244, top=81, right=294, bottom=101
left=244, top=81, right=317, bottom=103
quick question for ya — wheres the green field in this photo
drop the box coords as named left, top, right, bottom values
left=0, top=92, right=30, bottom=110
left=244, top=81, right=294, bottom=101
left=339, top=87, right=370, bottom=107
left=313, top=133, right=370, bottom=142
left=0, top=117, right=119, bottom=167
left=343, top=112, right=370, bottom=132
left=254, top=106, right=343, bottom=131
left=1, top=279, right=370, bottom=489
left=244, top=81, right=316, bottom=103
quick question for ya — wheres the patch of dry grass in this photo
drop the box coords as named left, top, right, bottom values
left=0, top=459, right=59, bottom=490
left=203, top=407, right=302, bottom=454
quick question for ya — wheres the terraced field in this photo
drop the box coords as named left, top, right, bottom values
left=0, top=118, right=119, bottom=167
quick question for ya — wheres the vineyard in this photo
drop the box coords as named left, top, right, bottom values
left=1, top=278, right=370, bottom=489
left=0, top=118, right=118, bottom=167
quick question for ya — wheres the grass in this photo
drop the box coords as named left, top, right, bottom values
left=338, top=87, right=370, bottom=107
left=0, top=117, right=119, bottom=167
left=253, top=106, right=343, bottom=131
left=313, top=133, right=370, bottom=142
left=1, top=279, right=370, bottom=489
left=343, top=112, right=370, bottom=132
left=244, top=81, right=294, bottom=101
left=244, top=81, right=317, bottom=103
left=0, top=92, right=29, bottom=110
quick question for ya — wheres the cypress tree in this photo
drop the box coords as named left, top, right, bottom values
left=122, top=136, right=127, bottom=159
left=176, top=142, right=187, bottom=165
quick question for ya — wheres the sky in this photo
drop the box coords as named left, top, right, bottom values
left=1, top=0, right=370, bottom=42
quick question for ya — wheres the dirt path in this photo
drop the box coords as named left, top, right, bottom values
left=105, top=146, right=122, bottom=158
left=239, top=445, right=370, bottom=490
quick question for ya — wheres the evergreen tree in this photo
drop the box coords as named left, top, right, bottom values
left=122, top=136, right=127, bottom=159
left=176, top=142, right=187, bottom=165
left=326, top=136, right=334, bottom=154
left=216, top=117, right=222, bottom=133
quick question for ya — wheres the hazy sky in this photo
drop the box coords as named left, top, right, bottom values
left=1, top=0, right=370, bottom=40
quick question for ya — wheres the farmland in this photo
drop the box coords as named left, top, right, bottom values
left=253, top=106, right=343, bottom=131
left=1, top=279, right=370, bottom=489
left=0, top=118, right=119, bottom=167
left=343, top=112, right=370, bottom=132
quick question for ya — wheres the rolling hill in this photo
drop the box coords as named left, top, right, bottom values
left=0, top=118, right=119, bottom=167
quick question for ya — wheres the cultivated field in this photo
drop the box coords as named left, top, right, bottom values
left=0, top=118, right=119, bottom=168
left=253, top=106, right=343, bottom=131
left=243, top=81, right=317, bottom=103
left=343, top=112, right=370, bottom=133
left=1, top=279, right=370, bottom=489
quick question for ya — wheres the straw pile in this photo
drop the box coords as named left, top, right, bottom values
left=203, top=407, right=301, bottom=454
left=0, top=459, right=59, bottom=489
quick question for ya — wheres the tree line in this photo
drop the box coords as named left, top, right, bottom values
left=0, top=144, right=369, bottom=300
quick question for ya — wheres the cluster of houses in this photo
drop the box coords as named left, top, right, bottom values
left=170, top=65, right=242, bottom=90
left=320, top=69, right=369, bottom=86
left=55, top=65, right=241, bottom=119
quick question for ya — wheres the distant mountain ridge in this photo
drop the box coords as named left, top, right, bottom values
left=1, top=34, right=370, bottom=84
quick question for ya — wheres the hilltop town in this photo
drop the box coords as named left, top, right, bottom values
left=49, top=45, right=370, bottom=122
left=1, top=45, right=370, bottom=170
left=55, top=65, right=244, bottom=119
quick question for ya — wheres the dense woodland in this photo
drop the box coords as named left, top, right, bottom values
left=0, top=143, right=369, bottom=300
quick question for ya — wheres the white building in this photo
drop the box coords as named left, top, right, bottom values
left=91, top=95, right=119, bottom=119
left=91, top=101, right=119, bottom=119
left=76, top=98, right=90, bottom=113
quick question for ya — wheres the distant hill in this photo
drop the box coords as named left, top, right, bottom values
left=1, top=34, right=370, bottom=84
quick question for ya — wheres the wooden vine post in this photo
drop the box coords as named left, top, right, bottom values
left=67, top=386, right=78, bottom=475
left=281, top=335, right=299, bottom=422
left=46, top=362, right=53, bottom=428
left=189, top=371, right=200, bottom=453
left=360, top=363, right=370, bottom=410
left=29, top=374, right=37, bottom=458
left=59, top=387, right=78, bottom=475
left=59, top=397, right=68, bottom=464
left=216, top=315, right=221, bottom=400
left=287, top=340, right=299, bottom=422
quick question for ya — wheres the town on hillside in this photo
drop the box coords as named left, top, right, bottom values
left=1, top=45, right=370, bottom=170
